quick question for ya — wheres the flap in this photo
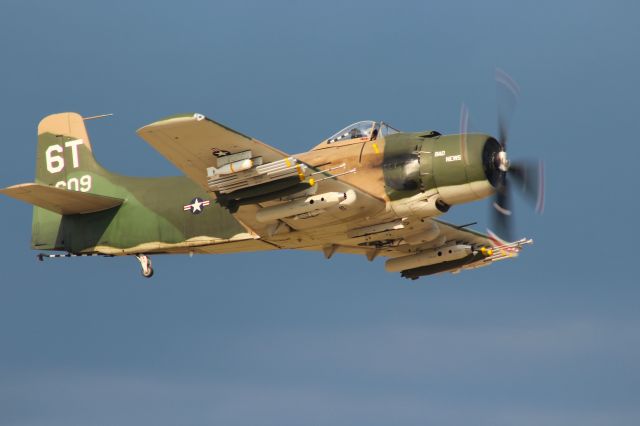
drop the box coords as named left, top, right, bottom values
left=0, top=183, right=123, bottom=215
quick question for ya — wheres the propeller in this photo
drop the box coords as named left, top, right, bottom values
left=489, top=68, right=545, bottom=242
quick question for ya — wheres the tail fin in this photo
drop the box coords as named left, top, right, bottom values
left=10, top=112, right=120, bottom=250
left=3, top=112, right=238, bottom=254
left=35, top=112, right=105, bottom=188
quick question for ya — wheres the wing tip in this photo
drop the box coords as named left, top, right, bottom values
left=136, top=113, right=203, bottom=134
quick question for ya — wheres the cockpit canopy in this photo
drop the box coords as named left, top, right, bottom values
left=324, top=120, right=400, bottom=144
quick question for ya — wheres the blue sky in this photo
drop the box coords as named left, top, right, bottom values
left=1, top=1, right=639, bottom=425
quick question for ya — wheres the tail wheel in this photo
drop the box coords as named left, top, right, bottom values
left=142, top=267, right=154, bottom=278
left=135, top=254, right=154, bottom=278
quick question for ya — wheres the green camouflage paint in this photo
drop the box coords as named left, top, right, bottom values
left=381, top=131, right=496, bottom=201
left=33, top=130, right=246, bottom=253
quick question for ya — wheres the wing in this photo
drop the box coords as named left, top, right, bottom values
left=137, top=113, right=289, bottom=190
left=395, top=220, right=532, bottom=279
left=302, top=218, right=532, bottom=279
left=138, top=113, right=386, bottom=236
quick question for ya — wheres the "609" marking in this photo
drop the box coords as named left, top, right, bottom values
left=55, top=175, right=92, bottom=192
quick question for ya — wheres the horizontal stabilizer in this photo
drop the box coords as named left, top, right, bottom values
left=0, top=183, right=123, bottom=215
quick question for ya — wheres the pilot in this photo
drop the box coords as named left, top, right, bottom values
left=349, top=128, right=363, bottom=139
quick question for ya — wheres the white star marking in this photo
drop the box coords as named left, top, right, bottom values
left=191, top=199, right=203, bottom=212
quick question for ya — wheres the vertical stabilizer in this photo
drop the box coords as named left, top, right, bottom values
left=35, top=112, right=105, bottom=187
left=32, top=113, right=109, bottom=249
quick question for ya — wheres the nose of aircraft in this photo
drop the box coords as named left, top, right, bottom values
left=480, top=136, right=504, bottom=189
left=426, top=133, right=501, bottom=205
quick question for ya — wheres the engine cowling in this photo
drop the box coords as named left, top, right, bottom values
left=383, top=132, right=501, bottom=215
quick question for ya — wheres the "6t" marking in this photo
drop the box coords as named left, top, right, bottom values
left=45, top=139, right=84, bottom=174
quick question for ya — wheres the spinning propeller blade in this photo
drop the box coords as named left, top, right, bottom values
left=489, top=69, right=544, bottom=242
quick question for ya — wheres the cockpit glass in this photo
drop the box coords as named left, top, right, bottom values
left=326, top=121, right=376, bottom=143
left=324, top=121, right=401, bottom=144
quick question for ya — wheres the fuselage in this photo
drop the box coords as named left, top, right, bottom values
left=14, top=112, right=504, bottom=256
left=298, top=130, right=501, bottom=220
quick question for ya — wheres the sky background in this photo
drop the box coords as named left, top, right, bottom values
left=1, top=0, right=639, bottom=425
